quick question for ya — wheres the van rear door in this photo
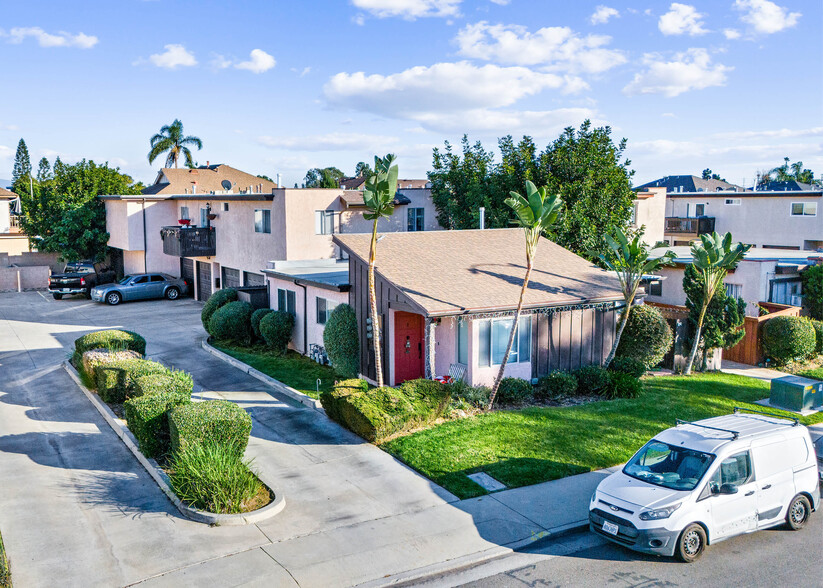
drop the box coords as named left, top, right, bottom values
left=751, top=437, right=806, bottom=527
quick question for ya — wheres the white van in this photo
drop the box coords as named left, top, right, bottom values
left=589, top=408, right=820, bottom=562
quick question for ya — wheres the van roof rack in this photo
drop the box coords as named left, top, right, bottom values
left=675, top=419, right=740, bottom=439
left=733, top=406, right=799, bottom=426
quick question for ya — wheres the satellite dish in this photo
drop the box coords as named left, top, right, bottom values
left=221, top=179, right=232, bottom=191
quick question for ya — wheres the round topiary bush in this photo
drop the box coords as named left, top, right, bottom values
left=495, top=377, right=533, bottom=405
left=574, top=365, right=610, bottom=394
left=762, top=316, right=816, bottom=365
left=536, top=371, right=578, bottom=400
left=609, top=356, right=646, bottom=379
left=201, top=288, right=238, bottom=334
left=323, top=303, right=359, bottom=377
left=615, top=305, right=673, bottom=369
left=260, top=310, right=295, bottom=354
left=811, top=319, right=823, bottom=354
left=251, top=308, right=273, bottom=340
left=209, top=300, right=253, bottom=343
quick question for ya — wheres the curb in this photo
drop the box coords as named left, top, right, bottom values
left=63, top=361, right=286, bottom=525
left=201, top=339, right=326, bottom=413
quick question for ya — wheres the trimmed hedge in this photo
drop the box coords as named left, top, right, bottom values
left=320, top=378, right=368, bottom=422
left=73, top=329, right=145, bottom=365
left=133, top=371, right=194, bottom=398
left=201, top=288, right=238, bottom=334
left=95, top=358, right=168, bottom=403
left=811, top=320, right=823, bottom=354
left=574, top=365, right=610, bottom=394
left=604, top=371, right=643, bottom=400
left=615, top=305, right=673, bottom=369
left=399, top=379, right=451, bottom=416
left=609, top=356, right=647, bottom=379
left=536, top=371, right=578, bottom=400
left=762, top=316, right=816, bottom=364
left=209, top=300, right=253, bottom=342
left=251, top=308, right=273, bottom=340
left=169, top=400, right=252, bottom=458
left=495, top=377, right=533, bottom=405
left=260, top=310, right=295, bottom=354
left=323, top=304, right=359, bottom=377
left=81, top=349, right=142, bottom=384
left=124, top=391, right=191, bottom=458
left=449, top=380, right=491, bottom=408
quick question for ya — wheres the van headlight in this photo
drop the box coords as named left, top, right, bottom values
left=639, top=503, right=681, bottom=520
left=590, top=491, right=597, bottom=504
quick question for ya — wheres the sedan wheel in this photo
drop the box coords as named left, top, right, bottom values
left=106, top=292, right=121, bottom=306
left=786, top=494, right=811, bottom=530
left=165, top=287, right=180, bottom=300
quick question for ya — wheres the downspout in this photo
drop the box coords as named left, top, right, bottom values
left=141, top=199, right=148, bottom=273
left=296, top=280, right=308, bottom=354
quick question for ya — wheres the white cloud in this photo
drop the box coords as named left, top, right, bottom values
left=490, top=0, right=511, bottom=5
left=210, top=54, right=232, bottom=70
left=712, top=127, right=823, bottom=141
left=290, top=66, right=312, bottom=77
left=259, top=132, right=400, bottom=152
left=661, top=112, right=676, bottom=118
left=658, top=3, right=708, bottom=36
left=734, top=0, right=800, bottom=34
left=590, top=6, right=619, bottom=25
left=623, top=48, right=731, bottom=97
left=148, top=44, right=197, bottom=69
left=3, top=27, right=98, bottom=49
left=723, top=28, right=742, bottom=39
left=351, top=0, right=461, bottom=20
left=455, top=22, right=626, bottom=74
left=0, top=145, right=12, bottom=160
left=410, top=107, right=600, bottom=135
left=235, top=49, right=276, bottom=73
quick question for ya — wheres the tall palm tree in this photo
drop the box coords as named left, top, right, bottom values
left=362, top=154, right=399, bottom=388
left=148, top=120, right=203, bottom=168
left=683, top=232, right=751, bottom=375
left=598, top=227, right=674, bottom=367
left=488, top=181, right=562, bottom=409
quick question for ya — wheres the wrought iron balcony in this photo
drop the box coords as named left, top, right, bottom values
left=160, top=226, right=216, bottom=257
left=664, top=216, right=715, bottom=236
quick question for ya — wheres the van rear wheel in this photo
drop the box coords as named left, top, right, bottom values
left=786, top=495, right=811, bottom=530
left=675, top=524, right=706, bottom=563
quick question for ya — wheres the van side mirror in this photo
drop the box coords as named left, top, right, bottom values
left=718, top=483, right=738, bottom=495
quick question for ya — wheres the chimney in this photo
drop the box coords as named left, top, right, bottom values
left=479, top=207, right=485, bottom=229
left=206, top=161, right=210, bottom=167
left=276, top=173, right=281, bottom=187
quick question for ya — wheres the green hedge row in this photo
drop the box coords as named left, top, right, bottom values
left=95, top=358, right=169, bottom=403
left=73, top=329, right=146, bottom=366
left=762, top=316, right=817, bottom=365
left=125, top=392, right=191, bottom=458
left=169, top=400, right=252, bottom=458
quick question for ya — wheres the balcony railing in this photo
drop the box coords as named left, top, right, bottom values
left=160, top=226, right=216, bottom=257
left=664, top=216, right=715, bottom=235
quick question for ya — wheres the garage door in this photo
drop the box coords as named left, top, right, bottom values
left=222, top=266, right=241, bottom=289
left=180, top=258, right=194, bottom=297
left=197, top=261, right=212, bottom=301
left=243, top=271, right=266, bottom=286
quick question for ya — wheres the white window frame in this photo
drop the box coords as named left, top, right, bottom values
left=316, top=297, right=337, bottom=325
left=315, top=210, right=335, bottom=235
left=790, top=202, right=817, bottom=217
left=277, top=288, right=296, bottom=315
left=456, top=319, right=468, bottom=365
left=180, top=206, right=190, bottom=220
left=254, top=209, right=271, bottom=233
left=725, top=283, right=743, bottom=299
left=478, top=316, right=531, bottom=366
left=724, top=198, right=741, bottom=206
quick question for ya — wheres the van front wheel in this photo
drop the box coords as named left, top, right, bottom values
left=786, top=495, right=811, bottom=530
left=675, top=524, right=706, bottom=563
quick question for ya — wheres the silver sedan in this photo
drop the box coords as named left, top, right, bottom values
left=91, top=273, right=189, bottom=305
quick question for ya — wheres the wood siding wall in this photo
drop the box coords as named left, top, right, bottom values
left=533, top=306, right=616, bottom=377
left=723, top=303, right=801, bottom=365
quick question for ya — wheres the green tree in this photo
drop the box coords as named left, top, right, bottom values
left=488, top=181, right=562, bottom=408
left=802, top=264, right=823, bottom=320
left=354, top=161, right=373, bottom=178
left=36, top=157, right=52, bottom=182
left=759, top=157, right=817, bottom=186
left=362, top=154, right=399, bottom=388
left=148, top=119, right=203, bottom=168
left=257, top=174, right=274, bottom=183
left=11, top=138, right=31, bottom=195
left=683, top=232, right=751, bottom=375
left=597, top=227, right=674, bottom=367
left=304, top=167, right=345, bottom=188
left=701, top=168, right=724, bottom=181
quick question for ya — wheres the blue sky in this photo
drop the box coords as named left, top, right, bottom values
left=0, top=0, right=819, bottom=188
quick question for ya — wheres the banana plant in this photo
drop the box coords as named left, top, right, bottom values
left=488, top=181, right=562, bottom=409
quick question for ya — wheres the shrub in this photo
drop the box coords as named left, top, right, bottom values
left=260, top=310, right=295, bottom=354
left=574, top=365, right=610, bottom=395
left=762, top=316, right=817, bottom=364
left=495, top=377, right=533, bottom=405
left=802, top=264, right=823, bottom=320
left=320, top=378, right=369, bottom=422
left=95, top=358, right=168, bottom=403
left=609, top=356, right=646, bottom=379
left=811, top=320, right=823, bottom=354
left=133, top=371, right=194, bottom=398
left=209, top=300, right=253, bottom=343
left=124, top=391, right=191, bottom=458
left=448, top=379, right=491, bottom=408
left=73, top=329, right=145, bottom=365
left=615, top=305, right=673, bottom=369
left=604, top=371, right=643, bottom=400
left=398, top=379, right=451, bottom=417
left=201, top=288, right=238, bottom=334
left=169, top=400, right=252, bottom=458
left=323, top=303, right=359, bottom=377
left=536, top=371, right=578, bottom=400
left=168, top=441, right=266, bottom=514
left=81, top=348, right=142, bottom=384
left=251, top=308, right=273, bottom=340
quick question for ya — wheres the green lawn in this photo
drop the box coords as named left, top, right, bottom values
left=212, top=341, right=339, bottom=399
left=797, top=367, right=823, bottom=380
left=381, top=372, right=823, bottom=499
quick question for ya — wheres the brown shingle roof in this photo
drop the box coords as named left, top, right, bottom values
left=333, top=229, right=623, bottom=316
left=142, top=164, right=279, bottom=196
left=0, top=187, right=18, bottom=200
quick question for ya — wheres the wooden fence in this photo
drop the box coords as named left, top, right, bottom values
left=723, top=303, right=801, bottom=365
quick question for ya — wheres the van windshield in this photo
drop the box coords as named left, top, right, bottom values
left=623, top=440, right=715, bottom=491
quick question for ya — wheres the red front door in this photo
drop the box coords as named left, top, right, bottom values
left=394, top=311, right=424, bottom=384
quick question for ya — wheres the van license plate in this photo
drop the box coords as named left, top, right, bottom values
left=602, top=521, right=619, bottom=535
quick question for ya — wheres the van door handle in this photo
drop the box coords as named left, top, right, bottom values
left=762, top=484, right=771, bottom=490
left=745, top=491, right=755, bottom=496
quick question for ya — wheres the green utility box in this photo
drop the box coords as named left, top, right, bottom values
left=770, top=375, right=823, bottom=413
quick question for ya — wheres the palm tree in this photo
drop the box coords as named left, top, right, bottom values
left=488, top=181, right=562, bottom=409
left=598, top=227, right=675, bottom=367
left=362, top=154, right=399, bottom=388
left=683, top=232, right=751, bottom=375
left=148, top=120, right=203, bottom=168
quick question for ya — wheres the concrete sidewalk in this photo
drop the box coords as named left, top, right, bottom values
left=0, top=292, right=611, bottom=587
left=721, top=359, right=790, bottom=382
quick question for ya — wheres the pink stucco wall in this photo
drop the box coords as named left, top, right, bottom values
left=466, top=316, right=533, bottom=387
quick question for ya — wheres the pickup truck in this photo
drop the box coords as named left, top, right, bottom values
left=48, top=261, right=116, bottom=300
